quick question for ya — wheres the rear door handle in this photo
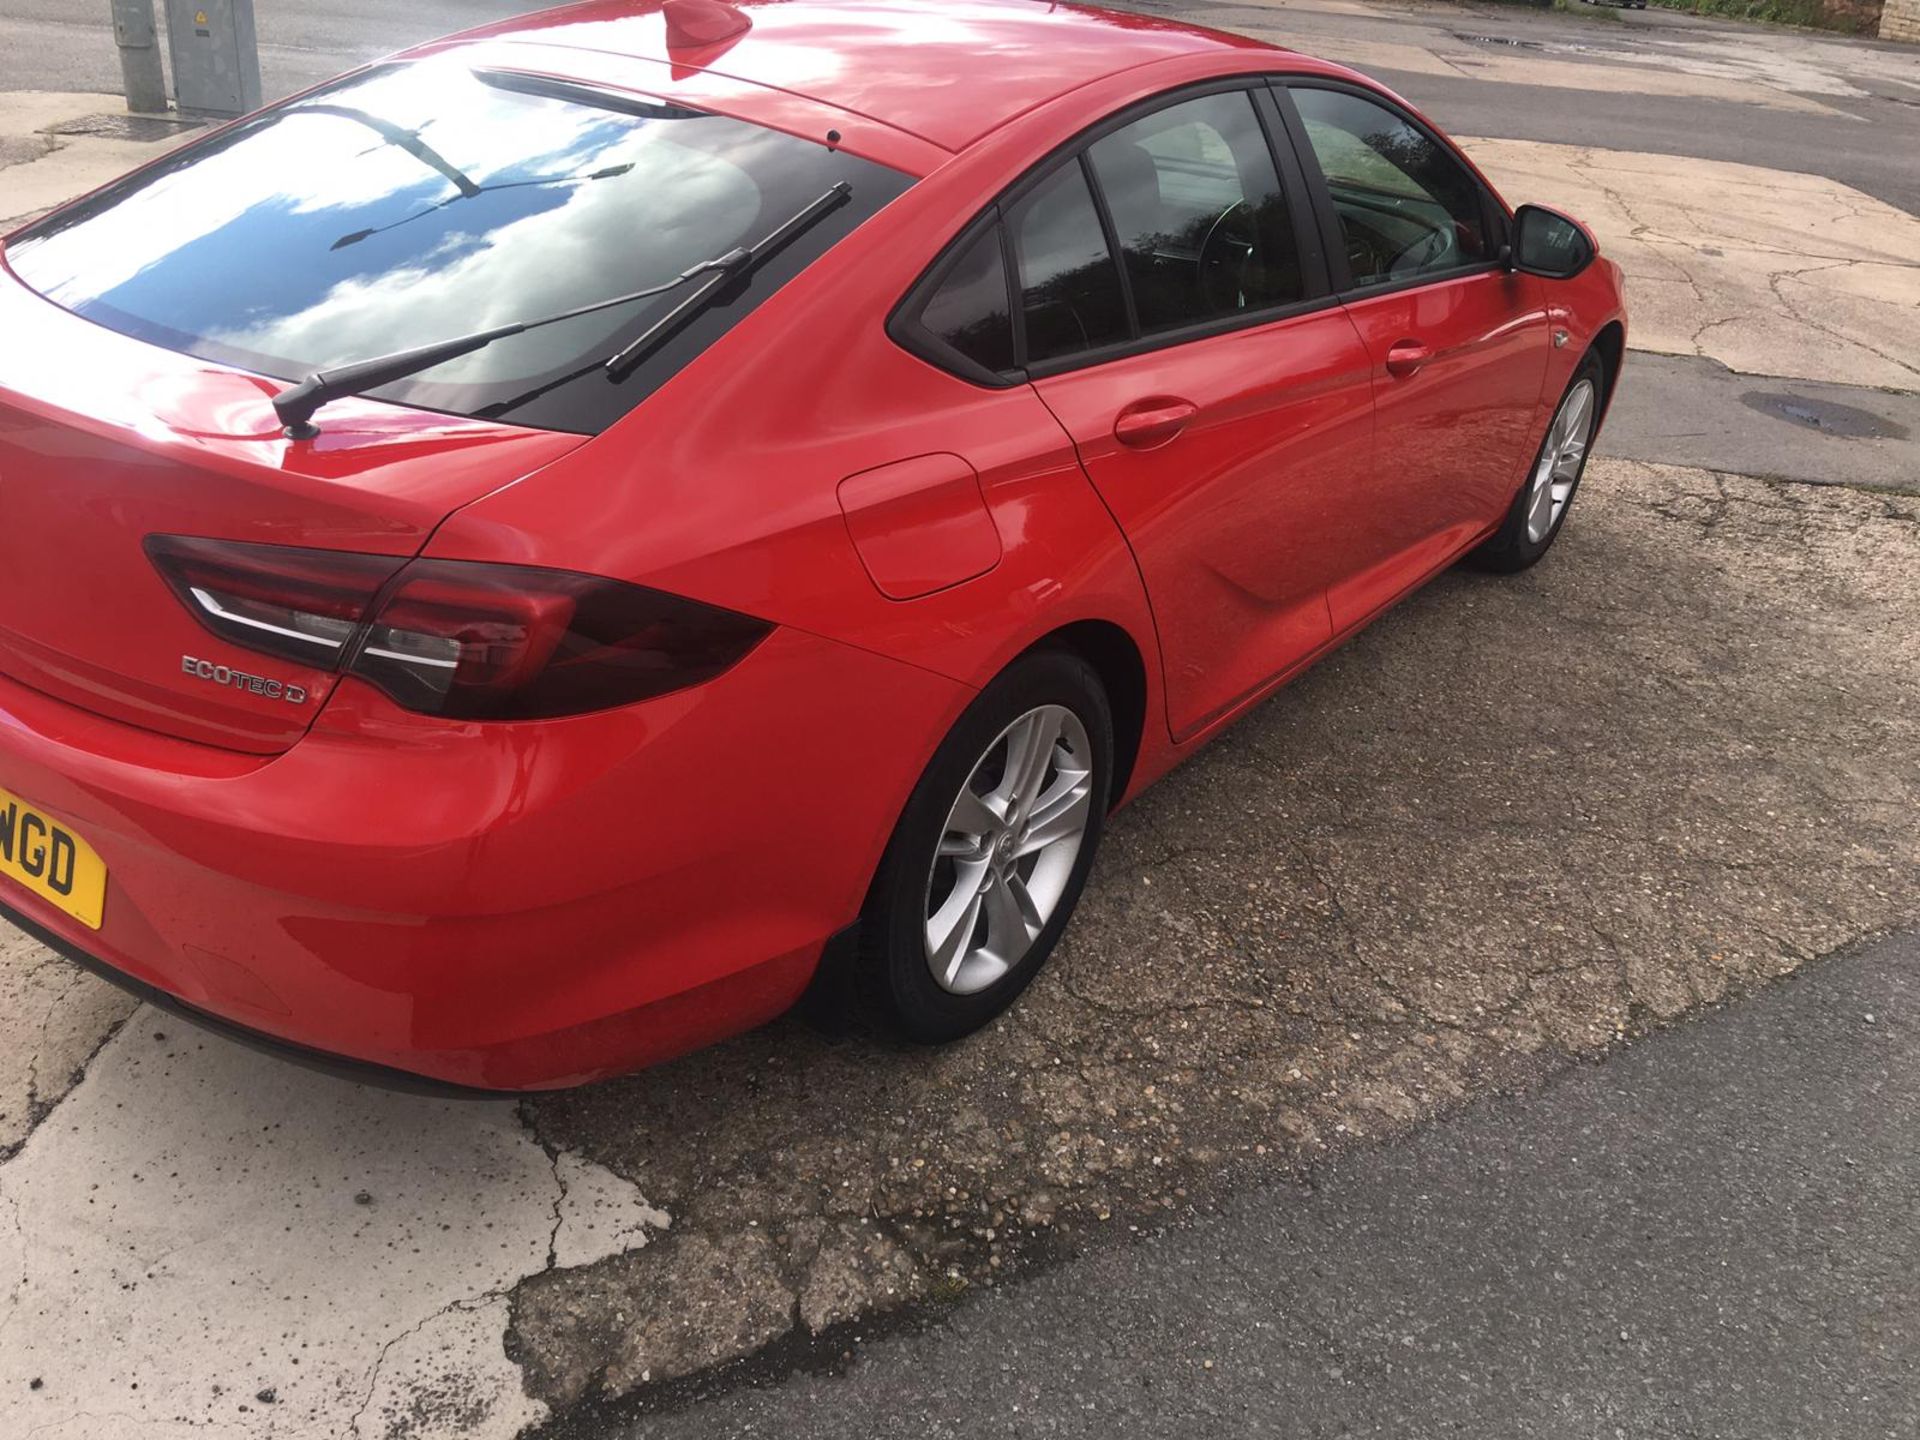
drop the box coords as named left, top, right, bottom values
left=1113, top=397, right=1198, bottom=450
left=1385, top=339, right=1432, bottom=379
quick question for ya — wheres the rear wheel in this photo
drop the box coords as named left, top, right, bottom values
left=1467, top=352, right=1604, bottom=574
left=857, top=651, right=1112, bottom=1042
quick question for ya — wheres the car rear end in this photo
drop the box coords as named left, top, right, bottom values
left=0, top=52, right=955, bottom=1088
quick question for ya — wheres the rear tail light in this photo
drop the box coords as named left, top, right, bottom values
left=143, top=535, right=400, bottom=669
left=147, top=536, right=772, bottom=720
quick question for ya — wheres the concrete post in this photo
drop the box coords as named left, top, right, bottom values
left=110, top=0, right=168, bottom=114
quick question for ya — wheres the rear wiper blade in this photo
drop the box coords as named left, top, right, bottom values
left=602, top=180, right=851, bottom=380
left=271, top=180, right=853, bottom=438
left=272, top=255, right=746, bottom=437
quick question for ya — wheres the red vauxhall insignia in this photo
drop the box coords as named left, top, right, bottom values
left=0, top=0, right=1626, bottom=1088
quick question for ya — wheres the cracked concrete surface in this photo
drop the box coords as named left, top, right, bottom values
left=1, top=3, right=1918, bottom=1435
left=0, top=1027, right=668, bottom=1438
left=8, top=461, right=1909, bottom=1434
left=1462, top=138, right=1920, bottom=393
left=505, top=458, right=1918, bottom=1417
left=0, top=925, right=136, bottom=1161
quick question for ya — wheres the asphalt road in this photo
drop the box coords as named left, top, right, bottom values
left=1603, top=354, right=1920, bottom=493
left=10, top=1, right=1920, bottom=216
left=615, top=928, right=1920, bottom=1439
left=1368, top=60, right=1920, bottom=217
left=0, top=0, right=531, bottom=99
left=1195, top=0, right=1920, bottom=214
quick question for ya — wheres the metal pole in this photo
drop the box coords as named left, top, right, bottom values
left=111, top=0, right=168, bottom=114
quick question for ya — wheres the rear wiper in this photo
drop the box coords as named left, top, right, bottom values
left=272, top=180, right=853, bottom=438
left=601, top=180, right=851, bottom=380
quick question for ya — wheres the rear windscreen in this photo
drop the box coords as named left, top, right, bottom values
left=5, top=61, right=912, bottom=434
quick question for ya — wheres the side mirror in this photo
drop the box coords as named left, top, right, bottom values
left=1510, top=204, right=1594, bottom=280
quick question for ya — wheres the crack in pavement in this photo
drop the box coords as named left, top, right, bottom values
left=0, top=1185, right=24, bottom=1352
left=1462, top=138, right=1920, bottom=393
left=348, top=1286, right=517, bottom=1440
left=1767, top=265, right=1920, bottom=383
left=502, top=461, right=1919, bottom=1424
left=0, top=1023, right=671, bottom=1440
left=0, top=952, right=137, bottom=1167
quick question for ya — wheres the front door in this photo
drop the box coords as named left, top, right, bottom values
left=1280, top=83, right=1551, bottom=630
left=1020, top=86, right=1375, bottom=739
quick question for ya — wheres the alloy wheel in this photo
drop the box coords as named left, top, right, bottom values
left=1525, top=377, right=1597, bottom=544
left=924, top=704, right=1094, bottom=996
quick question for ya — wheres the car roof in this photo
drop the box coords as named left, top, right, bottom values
left=436, top=0, right=1283, bottom=153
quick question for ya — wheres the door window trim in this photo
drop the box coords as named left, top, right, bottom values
left=888, top=76, right=1341, bottom=386
left=1268, top=78, right=1512, bottom=303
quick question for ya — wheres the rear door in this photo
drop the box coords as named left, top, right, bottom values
left=1275, top=81, right=1550, bottom=631
left=1019, top=85, right=1376, bottom=740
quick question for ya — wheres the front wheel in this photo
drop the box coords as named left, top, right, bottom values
left=857, top=651, right=1112, bottom=1043
left=1466, top=353, right=1604, bottom=574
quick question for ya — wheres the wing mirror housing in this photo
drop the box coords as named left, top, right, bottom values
left=1509, top=204, right=1595, bottom=280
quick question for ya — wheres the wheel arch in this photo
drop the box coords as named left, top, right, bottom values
left=1019, top=618, right=1149, bottom=808
left=1590, top=320, right=1626, bottom=426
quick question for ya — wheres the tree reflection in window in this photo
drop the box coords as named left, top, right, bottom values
left=1293, top=88, right=1490, bottom=288
left=1012, top=163, right=1131, bottom=363
left=1088, top=91, right=1304, bottom=334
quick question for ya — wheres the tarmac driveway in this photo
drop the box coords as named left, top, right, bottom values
left=1, top=1, right=1917, bottom=1435
left=4, top=451, right=1913, bottom=1438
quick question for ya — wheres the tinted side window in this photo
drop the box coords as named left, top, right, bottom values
left=1087, top=90, right=1303, bottom=334
left=1010, top=162, right=1130, bottom=364
left=916, top=223, right=1015, bottom=375
left=1290, top=87, right=1491, bottom=289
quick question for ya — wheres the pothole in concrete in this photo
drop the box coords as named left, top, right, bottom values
left=44, top=113, right=204, bottom=143
left=1740, top=390, right=1908, bottom=440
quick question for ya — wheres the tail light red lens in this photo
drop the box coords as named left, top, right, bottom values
left=148, top=537, right=773, bottom=721
left=348, top=560, right=773, bottom=720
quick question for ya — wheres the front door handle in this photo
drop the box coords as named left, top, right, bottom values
left=1113, top=397, right=1198, bottom=450
left=1385, top=339, right=1432, bottom=379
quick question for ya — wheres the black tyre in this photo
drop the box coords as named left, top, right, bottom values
left=857, top=650, right=1112, bottom=1042
left=1466, top=351, right=1606, bottom=574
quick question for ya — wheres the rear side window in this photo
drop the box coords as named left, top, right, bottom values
left=916, top=224, right=1016, bottom=376
left=1290, top=86, right=1492, bottom=289
left=6, top=61, right=912, bottom=435
left=1008, top=163, right=1130, bottom=364
left=1087, top=90, right=1303, bottom=334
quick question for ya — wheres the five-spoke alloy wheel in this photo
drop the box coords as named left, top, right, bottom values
left=857, top=651, right=1113, bottom=1042
left=1524, top=375, right=1596, bottom=545
left=1468, top=351, right=1607, bottom=573
left=926, top=704, right=1095, bottom=996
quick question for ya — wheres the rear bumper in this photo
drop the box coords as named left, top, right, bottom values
left=0, top=627, right=965, bottom=1089
left=0, top=893, right=510, bottom=1096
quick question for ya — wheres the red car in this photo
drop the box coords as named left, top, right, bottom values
left=0, top=0, right=1625, bottom=1089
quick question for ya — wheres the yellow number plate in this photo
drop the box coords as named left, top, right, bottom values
left=0, top=785, right=107, bottom=930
